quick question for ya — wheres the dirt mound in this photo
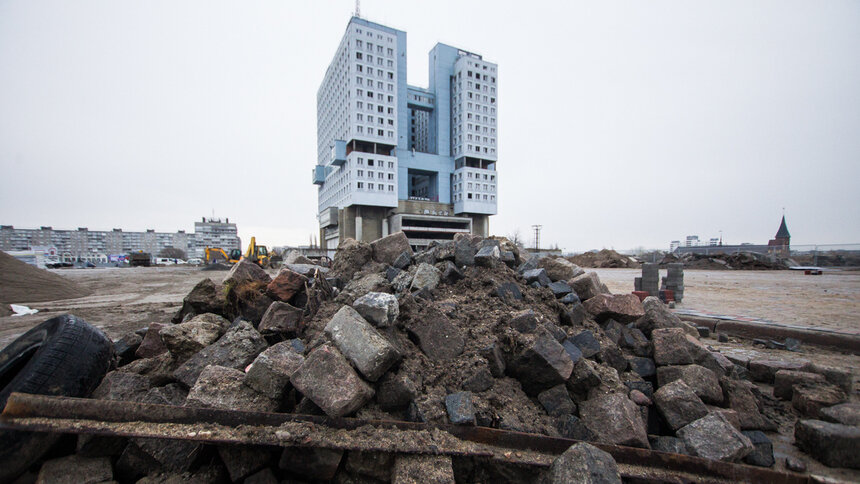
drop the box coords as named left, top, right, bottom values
left=567, top=249, right=639, bottom=268
left=0, top=251, right=91, bottom=304
left=661, top=252, right=790, bottom=270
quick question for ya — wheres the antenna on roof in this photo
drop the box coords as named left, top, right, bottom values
left=355, top=0, right=361, bottom=18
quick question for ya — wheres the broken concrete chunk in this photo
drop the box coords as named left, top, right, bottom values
left=657, top=364, right=724, bottom=405
left=628, top=356, right=656, bottom=378
left=405, top=307, right=465, bottom=361
left=114, top=332, right=143, bottom=366
left=480, top=343, right=506, bottom=377
left=720, top=377, right=773, bottom=430
left=510, top=309, right=540, bottom=333
left=474, top=245, right=500, bottom=267
left=244, top=341, right=305, bottom=399
left=583, top=293, right=644, bottom=323
left=556, top=414, right=596, bottom=441
left=580, top=393, right=650, bottom=448
left=545, top=442, right=622, bottom=484
left=185, top=365, right=278, bottom=411
left=748, top=358, right=805, bottom=383
left=598, top=344, right=628, bottom=374
left=538, top=384, right=576, bottom=417
left=522, top=268, right=551, bottom=287
left=392, top=454, right=455, bottom=484
left=462, top=366, right=494, bottom=393
left=548, top=281, right=572, bottom=298
left=325, top=305, right=401, bottom=382
left=392, top=250, right=413, bottom=269
left=290, top=344, right=374, bottom=417
left=652, top=328, right=696, bottom=366
left=218, top=445, right=272, bottom=482
left=569, top=272, right=603, bottom=301
left=649, top=436, right=689, bottom=455
left=820, top=402, right=860, bottom=426
left=265, top=267, right=308, bottom=302
left=345, top=451, right=394, bottom=481
left=159, top=318, right=223, bottom=361
left=695, top=350, right=734, bottom=378
left=141, top=383, right=187, bottom=406
left=353, top=291, right=399, bottom=327
left=561, top=339, right=584, bottom=366
left=571, top=330, right=601, bottom=359
left=445, top=391, right=476, bottom=425
left=173, top=320, right=267, bottom=388
left=802, top=362, right=854, bottom=394
left=135, top=322, right=171, bottom=359
left=223, top=259, right=272, bottom=286
left=653, top=379, right=709, bottom=431
left=376, top=370, right=419, bottom=410
left=635, top=296, right=698, bottom=337
left=795, top=419, right=860, bottom=469
left=493, top=282, right=523, bottom=302
left=508, top=331, right=575, bottom=395
left=91, top=371, right=152, bottom=402
left=371, top=231, right=413, bottom=265
left=620, top=326, right=651, bottom=357
left=773, top=369, right=827, bottom=400
left=677, top=412, right=754, bottom=463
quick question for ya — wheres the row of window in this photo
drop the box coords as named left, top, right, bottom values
left=356, top=182, right=395, bottom=192
left=356, top=65, right=395, bottom=80
left=453, top=193, right=495, bottom=202
left=355, top=39, right=394, bottom=58
left=465, top=70, right=496, bottom=83
left=355, top=113, right=394, bottom=126
left=356, top=170, right=395, bottom=181
left=457, top=171, right=495, bottom=182
left=355, top=52, right=394, bottom=69
left=355, top=158, right=394, bottom=169
left=354, top=28, right=393, bottom=44
left=454, top=182, right=496, bottom=192
left=355, top=126, right=394, bottom=138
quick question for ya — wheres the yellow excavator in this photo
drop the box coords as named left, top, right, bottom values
left=204, top=247, right=242, bottom=265
left=243, top=237, right=271, bottom=268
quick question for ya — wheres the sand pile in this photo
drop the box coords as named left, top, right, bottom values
left=568, top=249, right=640, bottom=268
left=0, top=251, right=91, bottom=304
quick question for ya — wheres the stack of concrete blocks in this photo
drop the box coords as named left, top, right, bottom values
left=660, top=263, right=684, bottom=303
left=639, top=263, right=660, bottom=296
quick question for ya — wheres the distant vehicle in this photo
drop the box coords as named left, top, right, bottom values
left=244, top=237, right=272, bottom=268
left=205, top=247, right=241, bottom=265
left=155, top=258, right=176, bottom=265
left=186, top=258, right=203, bottom=265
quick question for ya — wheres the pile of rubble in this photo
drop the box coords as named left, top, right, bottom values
left=660, top=251, right=793, bottom=270
left=20, top=232, right=859, bottom=482
left=566, top=249, right=640, bottom=269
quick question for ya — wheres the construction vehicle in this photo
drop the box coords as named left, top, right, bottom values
left=204, top=247, right=241, bottom=265
left=128, top=252, right=152, bottom=267
left=243, top=237, right=271, bottom=268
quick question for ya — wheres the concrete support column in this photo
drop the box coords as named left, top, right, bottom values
left=382, top=218, right=389, bottom=237
left=355, top=216, right=363, bottom=241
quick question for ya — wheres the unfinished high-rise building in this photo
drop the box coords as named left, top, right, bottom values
left=313, top=16, right=498, bottom=251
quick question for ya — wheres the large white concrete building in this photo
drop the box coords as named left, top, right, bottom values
left=313, top=16, right=498, bottom=251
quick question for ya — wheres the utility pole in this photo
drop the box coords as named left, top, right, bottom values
left=532, top=225, right=542, bottom=253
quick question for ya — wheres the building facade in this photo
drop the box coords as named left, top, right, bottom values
left=0, top=217, right=240, bottom=261
left=313, top=16, right=498, bottom=251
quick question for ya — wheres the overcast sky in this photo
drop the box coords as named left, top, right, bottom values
left=1, top=0, right=858, bottom=252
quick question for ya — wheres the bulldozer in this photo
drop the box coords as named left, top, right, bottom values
left=204, top=247, right=241, bottom=265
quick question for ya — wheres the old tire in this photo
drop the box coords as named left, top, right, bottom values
left=0, top=314, right=114, bottom=481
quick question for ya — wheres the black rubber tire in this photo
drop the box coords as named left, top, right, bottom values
left=0, top=314, right=114, bottom=481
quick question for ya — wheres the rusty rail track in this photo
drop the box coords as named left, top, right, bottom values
left=0, top=393, right=820, bottom=483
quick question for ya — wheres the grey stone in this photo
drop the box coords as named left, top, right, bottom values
left=218, top=445, right=271, bottom=482
left=386, top=265, right=403, bottom=282
left=635, top=296, right=698, bottom=337
left=624, top=380, right=654, bottom=400
left=173, top=320, right=267, bottom=388
left=545, top=442, right=622, bottom=484
left=474, top=245, right=500, bottom=267
left=172, top=278, right=227, bottom=323
left=410, top=262, right=441, bottom=292
left=291, top=344, right=374, bottom=417
left=792, top=382, right=847, bottom=418
left=695, top=350, right=734, bottom=378
left=721, top=377, right=773, bottom=430
left=377, top=371, right=420, bottom=410
left=279, top=447, right=344, bottom=480
left=543, top=321, right=568, bottom=342
left=718, top=333, right=729, bottom=343
left=133, top=436, right=203, bottom=473
left=508, top=331, right=575, bottom=395
left=405, top=307, right=465, bottom=361
left=257, top=300, right=303, bottom=336
left=244, top=342, right=305, bottom=399
left=773, top=369, right=827, bottom=400
left=795, top=419, right=860, bottom=469
left=652, top=328, right=696, bottom=366
left=628, top=356, right=656, bottom=378
left=697, top=326, right=710, bottom=338
left=223, top=259, right=272, bottom=285
left=653, top=380, right=709, bottom=431
left=571, top=330, right=601, bottom=359
left=538, top=257, right=585, bottom=282
left=392, top=250, right=412, bottom=270
left=517, top=254, right=539, bottom=274
left=445, top=391, right=476, bottom=425
left=580, top=393, right=649, bottom=448
left=748, top=358, right=806, bottom=383
left=820, top=402, right=860, bottom=426
left=649, top=436, right=689, bottom=455
left=462, top=366, right=494, bottom=392
left=325, top=305, right=401, bottom=381
left=36, top=455, right=113, bottom=484
left=657, top=364, right=724, bottom=405
left=135, top=322, right=171, bottom=359
left=117, top=352, right=180, bottom=387
left=185, top=365, right=278, bottom=411
left=480, top=343, right=506, bottom=377
left=114, top=332, right=143, bottom=366
left=802, top=362, right=854, bottom=394
left=523, top=268, right=552, bottom=287
left=560, top=292, right=581, bottom=305
left=439, top=260, right=464, bottom=283
left=598, top=344, right=628, bottom=374
left=538, top=384, right=576, bottom=417
left=784, top=337, right=801, bottom=351
left=494, top=282, right=523, bottom=302
left=413, top=248, right=437, bottom=266
left=677, top=412, right=754, bottom=462
left=353, top=291, right=399, bottom=327
left=345, top=451, right=394, bottom=481
left=602, top=320, right=624, bottom=345
left=556, top=414, right=597, bottom=441
left=91, top=371, right=152, bottom=402
left=343, top=272, right=390, bottom=299
left=741, top=430, right=774, bottom=467
left=371, top=231, right=413, bottom=265
left=159, top=318, right=225, bottom=361
left=285, top=263, right=329, bottom=278
left=570, top=272, right=603, bottom=301
left=620, top=326, right=651, bottom=357
left=785, top=456, right=807, bottom=472
left=141, top=383, right=187, bottom=406
left=583, top=294, right=645, bottom=323
left=510, top=309, right=540, bottom=333
left=454, top=237, right=476, bottom=267
left=548, top=281, right=573, bottom=298
left=500, top=250, right=516, bottom=267
left=391, top=269, right=414, bottom=294
left=566, top=358, right=601, bottom=395
left=559, top=303, right=588, bottom=326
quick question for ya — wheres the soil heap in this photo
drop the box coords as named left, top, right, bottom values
left=567, top=249, right=639, bottom=268
left=0, top=250, right=91, bottom=304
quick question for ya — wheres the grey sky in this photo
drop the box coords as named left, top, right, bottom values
left=1, top=0, right=858, bottom=251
